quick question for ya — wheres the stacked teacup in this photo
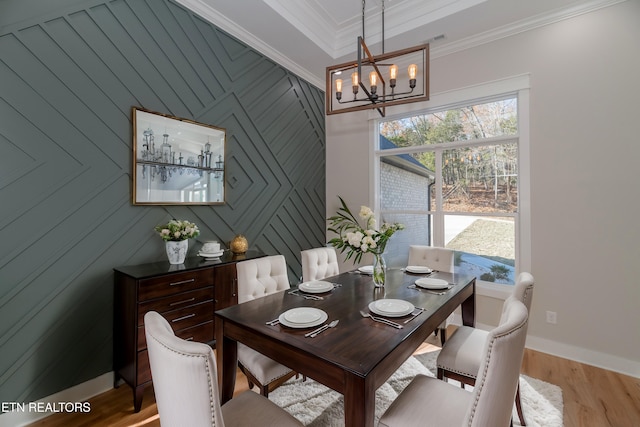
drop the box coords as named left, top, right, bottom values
left=198, top=241, right=223, bottom=259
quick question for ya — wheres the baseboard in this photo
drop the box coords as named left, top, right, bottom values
left=450, top=314, right=640, bottom=379
left=525, top=335, right=640, bottom=379
left=0, top=372, right=114, bottom=427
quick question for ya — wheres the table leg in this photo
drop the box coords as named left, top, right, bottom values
left=344, top=373, right=375, bottom=427
left=215, top=318, right=237, bottom=404
left=461, top=279, right=476, bottom=327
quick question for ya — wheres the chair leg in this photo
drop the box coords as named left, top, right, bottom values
left=515, top=383, right=526, bottom=426
left=439, top=327, right=446, bottom=346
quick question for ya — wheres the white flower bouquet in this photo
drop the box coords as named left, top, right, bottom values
left=328, top=196, right=404, bottom=264
left=154, top=219, right=200, bottom=242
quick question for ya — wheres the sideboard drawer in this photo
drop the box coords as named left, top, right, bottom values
left=137, top=287, right=214, bottom=326
left=138, top=269, right=212, bottom=301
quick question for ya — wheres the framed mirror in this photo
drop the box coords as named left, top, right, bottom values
left=132, top=107, right=226, bottom=205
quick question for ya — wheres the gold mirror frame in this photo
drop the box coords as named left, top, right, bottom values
left=132, top=107, right=226, bottom=205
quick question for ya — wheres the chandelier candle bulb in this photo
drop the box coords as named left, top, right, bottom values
left=369, top=71, right=378, bottom=98
left=408, top=64, right=418, bottom=88
left=335, top=79, right=343, bottom=100
left=351, top=72, right=359, bottom=95
left=389, top=64, right=398, bottom=88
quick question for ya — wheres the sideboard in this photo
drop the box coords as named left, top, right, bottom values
left=113, top=250, right=264, bottom=412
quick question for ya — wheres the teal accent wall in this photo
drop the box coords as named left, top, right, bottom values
left=0, top=0, right=326, bottom=403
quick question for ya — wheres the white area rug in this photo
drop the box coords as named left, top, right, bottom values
left=269, top=350, right=563, bottom=427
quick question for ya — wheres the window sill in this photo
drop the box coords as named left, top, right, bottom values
left=476, top=280, right=512, bottom=300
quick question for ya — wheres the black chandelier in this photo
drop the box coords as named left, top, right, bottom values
left=325, top=0, right=429, bottom=117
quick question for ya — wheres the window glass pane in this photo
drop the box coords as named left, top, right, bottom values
left=376, top=212, right=432, bottom=268
left=445, top=215, right=515, bottom=284
left=380, top=98, right=517, bottom=149
left=380, top=156, right=433, bottom=212
left=438, top=143, right=518, bottom=213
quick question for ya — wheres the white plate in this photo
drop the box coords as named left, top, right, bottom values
left=299, top=280, right=334, bottom=294
left=369, top=299, right=415, bottom=317
left=406, top=265, right=432, bottom=274
left=198, top=250, right=224, bottom=257
left=415, top=278, right=450, bottom=290
left=279, top=308, right=328, bottom=328
left=358, top=265, right=373, bottom=275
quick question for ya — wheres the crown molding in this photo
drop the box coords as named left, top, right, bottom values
left=175, top=0, right=324, bottom=88
left=176, top=0, right=627, bottom=90
left=332, top=0, right=486, bottom=58
left=430, top=0, right=629, bottom=58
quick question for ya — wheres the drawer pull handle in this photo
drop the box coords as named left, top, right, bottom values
left=169, top=297, right=196, bottom=307
left=172, top=313, right=196, bottom=323
left=170, top=279, right=196, bottom=286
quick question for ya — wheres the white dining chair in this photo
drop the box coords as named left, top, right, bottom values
left=407, top=245, right=454, bottom=344
left=144, top=311, right=302, bottom=427
left=301, top=247, right=340, bottom=282
left=235, top=255, right=297, bottom=397
left=436, top=271, right=535, bottom=426
left=378, top=298, right=529, bottom=427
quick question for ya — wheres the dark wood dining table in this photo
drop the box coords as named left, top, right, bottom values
left=215, top=267, right=476, bottom=427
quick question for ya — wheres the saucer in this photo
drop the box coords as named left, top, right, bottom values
left=198, top=250, right=224, bottom=258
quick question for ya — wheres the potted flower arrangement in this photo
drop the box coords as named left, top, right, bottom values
left=328, top=197, right=404, bottom=286
left=154, top=219, right=200, bottom=264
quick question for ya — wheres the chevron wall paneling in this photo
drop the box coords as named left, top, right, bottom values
left=0, top=0, right=326, bottom=404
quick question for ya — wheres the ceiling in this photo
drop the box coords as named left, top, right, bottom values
left=175, top=0, right=621, bottom=88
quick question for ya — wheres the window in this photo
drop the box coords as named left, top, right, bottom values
left=377, top=95, right=522, bottom=286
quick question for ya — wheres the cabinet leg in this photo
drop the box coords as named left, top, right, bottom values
left=133, top=385, right=145, bottom=413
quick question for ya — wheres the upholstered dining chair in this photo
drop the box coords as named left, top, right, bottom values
left=301, top=247, right=340, bottom=282
left=378, top=298, right=529, bottom=427
left=144, top=311, right=302, bottom=427
left=407, top=245, right=455, bottom=344
left=436, top=271, right=535, bottom=426
left=235, top=255, right=297, bottom=397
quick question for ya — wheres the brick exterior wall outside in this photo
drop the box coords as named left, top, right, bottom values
left=380, top=161, right=432, bottom=267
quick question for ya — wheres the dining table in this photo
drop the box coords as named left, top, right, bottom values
left=215, top=267, right=476, bottom=427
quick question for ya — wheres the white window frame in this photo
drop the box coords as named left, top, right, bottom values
left=371, top=74, right=531, bottom=300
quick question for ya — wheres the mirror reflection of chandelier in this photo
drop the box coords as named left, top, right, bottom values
left=139, top=128, right=224, bottom=183
left=326, top=0, right=430, bottom=117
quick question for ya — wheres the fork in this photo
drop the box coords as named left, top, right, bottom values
left=287, top=290, right=323, bottom=300
left=265, top=317, right=280, bottom=326
left=403, top=307, right=426, bottom=324
left=408, top=284, right=452, bottom=295
left=359, top=310, right=403, bottom=329
left=305, top=320, right=339, bottom=338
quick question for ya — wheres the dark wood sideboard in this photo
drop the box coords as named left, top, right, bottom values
left=113, top=250, right=265, bottom=412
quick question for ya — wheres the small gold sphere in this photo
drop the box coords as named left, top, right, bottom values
left=230, top=234, right=248, bottom=254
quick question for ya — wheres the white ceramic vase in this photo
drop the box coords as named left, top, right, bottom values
left=165, top=240, right=188, bottom=264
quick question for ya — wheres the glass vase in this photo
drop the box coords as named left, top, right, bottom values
left=372, top=252, right=387, bottom=287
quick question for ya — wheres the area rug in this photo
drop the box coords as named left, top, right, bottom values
left=268, top=350, right=563, bottom=427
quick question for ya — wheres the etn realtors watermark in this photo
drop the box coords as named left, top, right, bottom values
left=2, top=401, right=91, bottom=413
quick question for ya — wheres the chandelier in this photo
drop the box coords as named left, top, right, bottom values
left=139, top=129, right=224, bottom=183
left=325, top=0, right=429, bottom=117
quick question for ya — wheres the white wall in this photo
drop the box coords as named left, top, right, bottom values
left=326, top=0, right=640, bottom=376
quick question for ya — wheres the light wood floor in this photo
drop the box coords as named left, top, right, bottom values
left=28, top=335, right=640, bottom=427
